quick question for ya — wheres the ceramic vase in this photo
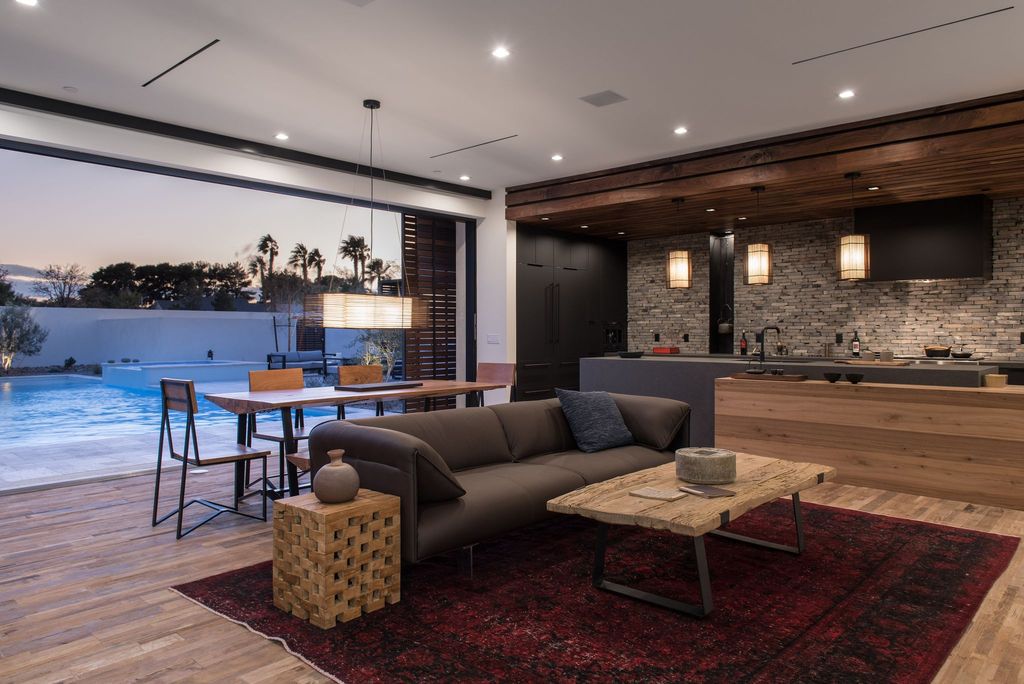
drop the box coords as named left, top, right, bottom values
left=313, top=449, right=360, bottom=503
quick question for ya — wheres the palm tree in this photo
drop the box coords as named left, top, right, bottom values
left=307, top=248, right=326, bottom=282
left=257, top=234, right=279, bottom=276
left=288, top=243, right=310, bottom=281
left=366, top=258, right=393, bottom=291
left=247, top=255, right=267, bottom=300
left=339, top=236, right=370, bottom=286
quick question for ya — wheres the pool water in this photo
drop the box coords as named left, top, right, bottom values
left=0, top=375, right=333, bottom=449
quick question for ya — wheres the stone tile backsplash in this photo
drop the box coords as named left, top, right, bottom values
left=628, top=197, right=1024, bottom=359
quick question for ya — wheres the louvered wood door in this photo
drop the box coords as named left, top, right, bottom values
left=402, top=213, right=458, bottom=411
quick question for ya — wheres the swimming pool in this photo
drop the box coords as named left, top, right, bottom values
left=102, top=359, right=266, bottom=388
left=0, top=375, right=333, bottom=449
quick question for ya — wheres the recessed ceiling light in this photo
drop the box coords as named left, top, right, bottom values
left=705, top=208, right=716, bottom=212
left=867, top=185, right=880, bottom=191
left=491, top=46, right=510, bottom=59
left=540, top=217, right=550, bottom=221
left=551, top=154, right=563, bottom=162
left=838, top=89, right=855, bottom=100
left=459, top=174, right=471, bottom=181
left=617, top=231, right=625, bottom=235
left=16, top=0, right=38, bottom=6
left=738, top=216, right=747, bottom=221
left=274, top=132, right=289, bottom=141
left=673, top=126, right=688, bottom=135
left=580, top=225, right=589, bottom=229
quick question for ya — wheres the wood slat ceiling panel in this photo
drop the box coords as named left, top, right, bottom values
left=506, top=91, right=1024, bottom=240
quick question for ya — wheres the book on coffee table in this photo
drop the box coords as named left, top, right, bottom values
left=629, top=487, right=687, bottom=502
left=678, top=484, right=736, bottom=498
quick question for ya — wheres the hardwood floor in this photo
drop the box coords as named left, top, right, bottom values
left=0, top=466, right=1021, bottom=683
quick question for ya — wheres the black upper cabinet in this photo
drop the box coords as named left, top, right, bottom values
left=515, top=227, right=627, bottom=400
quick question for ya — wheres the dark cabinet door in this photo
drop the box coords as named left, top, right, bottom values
left=516, top=262, right=554, bottom=361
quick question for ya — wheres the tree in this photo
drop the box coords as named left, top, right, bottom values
left=0, top=306, right=48, bottom=372
left=354, top=329, right=403, bottom=381
left=289, top=243, right=310, bottom=281
left=0, top=267, right=17, bottom=306
left=79, top=262, right=140, bottom=308
left=339, top=236, right=370, bottom=289
left=263, top=272, right=307, bottom=349
left=365, top=258, right=397, bottom=291
left=307, top=248, right=326, bottom=282
left=257, top=234, right=280, bottom=276
left=247, top=255, right=267, bottom=299
left=210, top=262, right=250, bottom=299
left=32, top=264, right=86, bottom=306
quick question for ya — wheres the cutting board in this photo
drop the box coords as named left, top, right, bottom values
left=730, top=372, right=807, bottom=382
left=834, top=359, right=910, bottom=367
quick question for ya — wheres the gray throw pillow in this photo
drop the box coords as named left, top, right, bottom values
left=555, top=388, right=634, bottom=453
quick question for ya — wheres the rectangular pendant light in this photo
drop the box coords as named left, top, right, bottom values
left=666, top=249, right=691, bottom=288
left=746, top=243, right=772, bottom=285
left=304, top=293, right=428, bottom=329
left=838, top=234, right=870, bottom=280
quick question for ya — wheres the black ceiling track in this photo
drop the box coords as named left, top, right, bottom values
left=793, top=6, right=1015, bottom=65
left=0, top=87, right=492, bottom=200
left=141, top=39, right=221, bottom=87
left=429, top=134, right=519, bottom=159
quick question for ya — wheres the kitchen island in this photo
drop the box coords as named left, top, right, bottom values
left=714, top=377, right=1024, bottom=509
left=580, top=354, right=998, bottom=446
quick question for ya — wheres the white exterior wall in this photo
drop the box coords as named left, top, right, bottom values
left=0, top=105, right=515, bottom=391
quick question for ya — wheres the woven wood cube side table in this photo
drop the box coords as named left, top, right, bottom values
left=272, top=490, right=400, bottom=629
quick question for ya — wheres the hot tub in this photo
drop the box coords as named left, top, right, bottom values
left=102, top=360, right=267, bottom=388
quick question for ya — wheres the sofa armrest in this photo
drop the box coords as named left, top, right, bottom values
left=266, top=352, right=286, bottom=369
left=609, top=393, right=691, bottom=451
left=309, top=421, right=466, bottom=563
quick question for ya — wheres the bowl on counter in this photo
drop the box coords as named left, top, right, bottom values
left=924, top=345, right=951, bottom=358
left=845, top=373, right=865, bottom=384
left=951, top=348, right=974, bottom=359
left=618, top=351, right=644, bottom=358
left=824, top=372, right=842, bottom=383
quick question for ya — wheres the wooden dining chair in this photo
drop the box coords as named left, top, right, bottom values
left=152, top=379, right=271, bottom=539
left=336, top=364, right=385, bottom=419
left=475, top=362, right=517, bottom=406
left=246, top=368, right=311, bottom=496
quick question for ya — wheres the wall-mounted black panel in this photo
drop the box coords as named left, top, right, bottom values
left=857, top=195, right=992, bottom=281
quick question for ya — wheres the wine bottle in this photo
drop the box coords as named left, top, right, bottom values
left=739, top=330, right=748, bottom=355
left=851, top=330, right=861, bottom=358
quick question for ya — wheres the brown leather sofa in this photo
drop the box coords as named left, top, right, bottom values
left=308, top=393, right=691, bottom=564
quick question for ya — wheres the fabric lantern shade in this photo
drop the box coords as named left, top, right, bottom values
left=746, top=243, right=772, bottom=285
left=838, top=234, right=870, bottom=281
left=304, top=293, right=428, bottom=329
left=666, top=250, right=691, bottom=289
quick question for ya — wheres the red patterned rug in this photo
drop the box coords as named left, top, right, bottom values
left=172, top=501, right=1017, bottom=683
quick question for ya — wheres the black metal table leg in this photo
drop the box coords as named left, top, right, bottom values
left=592, top=524, right=714, bottom=617
left=710, top=492, right=805, bottom=554
left=233, top=414, right=247, bottom=505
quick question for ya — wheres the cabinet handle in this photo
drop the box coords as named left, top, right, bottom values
left=544, top=284, right=553, bottom=343
left=521, top=363, right=551, bottom=369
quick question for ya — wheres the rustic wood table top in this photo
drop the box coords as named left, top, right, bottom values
left=204, top=379, right=509, bottom=414
left=547, top=454, right=836, bottom=537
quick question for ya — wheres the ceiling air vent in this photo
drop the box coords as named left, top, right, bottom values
left=580, top=90, right=628, bottom=107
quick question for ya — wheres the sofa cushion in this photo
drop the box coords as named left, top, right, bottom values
left=489, top=398, right=576, bottom=460
left=610, top=393, right=691, bottom=450
left=349, top=408, right=514, bottom=471
left=523, top=445, right=673, bottom=484
left=417, top=463, right=585, bottom=559
left=555, top=388, right=634, bottom=453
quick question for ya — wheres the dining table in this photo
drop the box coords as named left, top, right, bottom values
left=204, top=379, right=510, bottom=499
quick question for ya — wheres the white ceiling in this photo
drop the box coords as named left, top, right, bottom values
left=1, top=0, right=1023, bottom=192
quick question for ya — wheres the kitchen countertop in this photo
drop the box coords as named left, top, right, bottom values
left=603, top=354, right=1000, bottom=373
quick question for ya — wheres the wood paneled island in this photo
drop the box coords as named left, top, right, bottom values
left=714, top=378, right=1024, bottom=510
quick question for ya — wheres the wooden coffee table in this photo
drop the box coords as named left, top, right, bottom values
left=547, top=454, right=835, bottom=617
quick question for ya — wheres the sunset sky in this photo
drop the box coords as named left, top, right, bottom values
left=0, top=148, right=402, bottom=284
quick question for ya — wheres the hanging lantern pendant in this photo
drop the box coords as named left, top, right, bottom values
left=839, top=172, right=870, bottom=281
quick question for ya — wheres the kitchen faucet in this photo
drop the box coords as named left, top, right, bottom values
left=759, top=326, right=782, bottom=366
